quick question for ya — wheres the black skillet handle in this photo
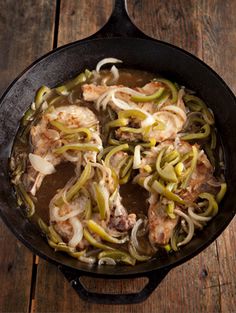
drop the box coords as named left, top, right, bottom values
left=59, top=265, right=170, bottom=304
left=88, top=0, right=150, bottom=40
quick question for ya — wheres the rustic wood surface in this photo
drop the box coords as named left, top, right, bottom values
left=0, top=0, right=235, bottom=312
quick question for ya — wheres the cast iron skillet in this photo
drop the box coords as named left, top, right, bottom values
left=0, top=0, right=235, bottom=305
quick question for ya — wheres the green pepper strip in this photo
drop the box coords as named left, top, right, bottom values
left=155, top=78, right=178, bottom=104
left=199, top=192, right=218, bottom=216
left=56, top=72, right=87, bottom=95
left=120, top=156, right=133, bottom=178
left=98, top=250, right=136, bottom=266
left=119, top=167, right=132, bottom=185
left=35, top=85, right=51, bottom=108
left=56, top=162, right=91, bottom=206
left=105, top=118, right=128, bottom=132
left=80, top=187, right=92, bottom=219
left=17, top=183, right=35, bottom=217
left=47, top=95, right=65, bottom=106
left=184, top=94, right=214, bottom=125
left=48, top=240, right=86, bottom=259
left=87, top=220, right=128, bottom=244
left=216, top=183, right=227, bottom=203
left=155, top=90, right=171, bottom=106
left=166, top=201, right=176, bottom=219
left=139, top=138, right=156, bottom=147
left=152, top=180, right=185, bottom=204
left=22, top=108, right=35, bottom=126
left=83, top=228, right=114, bottom=250
left=53, top=143, right=100, bottom=154
left=128, top=243, right=151, bottom=261
left=156, top=149, right=178, bottom=183
left=50, top=120, right=92, bottom=140
left=119, top=126, right=143, bottom=134
left=181, top=145, right=198, bottom=189
left=97, top=146, right=114, bottom=161
left=161, top=150, right=180, bottom=166
left=104, top=144, right=129, bottom=168
left=131, top=87, right=165, bottom=103
left=93, top=182, right=108, bottom=220
left=48, top=225, right=63, bottom=243
left=181, top=124, right=211, bottom=141
left=118, top=109, right=147, bottom=120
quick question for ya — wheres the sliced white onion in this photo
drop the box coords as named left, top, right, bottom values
left=131, top=218, right=143, bottom=251
left=143, top=175, right=152, bottom=192
left=96, top=58, right=123, bottom=73
left=111, top=93, right=133, bottom=110
left=163, top=105, right=187, bottom=122
left=63, top=151, right=81, bottom=163
left=174, top=209, right=194, bottom=247
left=98, top=257, right=116, bottom=265
left=110, top=65, right=119, bottom=82
left=188, top=207, right=212, bottom=222
left=68, top=217, right=83, bottom=248
left=79, top=255, right=96, bottom=265
left=29, top=153, right=56, bottom=175
left=133, top=145, right=142, bottom=169
left=50, top=206, right=84, bottom=222
left=141, top=115, right=155, bottom=128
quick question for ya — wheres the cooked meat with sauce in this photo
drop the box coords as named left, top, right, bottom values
left=10, top=58, right=226, bottom=266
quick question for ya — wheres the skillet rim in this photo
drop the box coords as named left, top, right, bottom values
left=0, top=36, right=236, bottom=277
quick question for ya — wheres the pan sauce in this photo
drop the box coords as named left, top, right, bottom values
left=10, top=59, right=226, bottom=266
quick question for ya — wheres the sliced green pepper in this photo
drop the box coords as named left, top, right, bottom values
left=93, top=182, right=109, bottom=220
left=131, top=87, right=165, bottom=102
left=199, top=192, right=218, bottom=216
left=83, top=228, right=114, bottom=250
left=181, top=124, right=211, bottom=141
left=50, top=120, right=92, bottom=140
left=56, top=162, right=91, bottom=206
left=156, top=149, right=178, bottom=183
left=152, top=180, right=185, bottom=204
left=35, top=85, right=51, bottom=108
left=216, top=183, right=227, bottom=203
left=155, top=78, right=178, bottom=104
left=104, top=144, right=129, bottom=168
left=16, top=183, right=35, bottom=217
left=98, top=250, right=136, bottom=266
left=118, top=109, right=147, bottom=120
left=87, top=220, right=128, bottom=244
left=181, top=145, right=198, bottom=188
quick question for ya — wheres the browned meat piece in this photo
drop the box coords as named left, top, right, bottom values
left=148, top=201, right=179, bottom=245
left=109, top=193, right=136, bottom=231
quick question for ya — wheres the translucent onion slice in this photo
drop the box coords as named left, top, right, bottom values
left=174, top=209, right=194, bottom=247
left=68, top=217, right=83, bottom=248
left=98, top=257, right=116, bottom=265
left=133, top=145, right=142, bottom=169
left=110, top=65, right=119, bottom=82
left=188, top=207, right=212, bottom=222
left=96, top=58, right=123, bottom=72
left=29, top=153, right=56, bottom=175
left=131, top=218, right=143, bottom=251
left=50, top=206, right=84, bottom=222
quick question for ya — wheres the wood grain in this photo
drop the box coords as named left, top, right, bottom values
left=0, top=1, right=56, bottom=312
left=200, top=1, right=236, bottom=312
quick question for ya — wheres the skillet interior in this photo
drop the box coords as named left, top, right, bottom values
left=0, top=37, right=236, bottom=277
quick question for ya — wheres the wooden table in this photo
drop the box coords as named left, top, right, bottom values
left=0, top=1, right=235, bottom=312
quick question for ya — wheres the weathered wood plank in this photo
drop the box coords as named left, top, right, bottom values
left=200, top=1, right=236, bottom=312
left=58, top=0, right=113, bottom=45
left=0, top=1, right=56, bottom=312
